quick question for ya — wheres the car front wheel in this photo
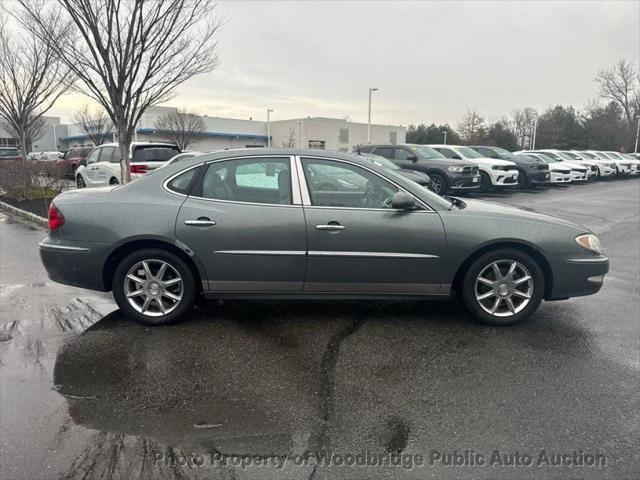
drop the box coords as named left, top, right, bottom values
left=429, top=173, right=447, bottom=195
left=76, top=175, right=86, bottom=188
left=461, top=248, right=544, bottom=326
left=112, top=248, right=196, bottom=325
left=478, top=172, right=492, bottom=193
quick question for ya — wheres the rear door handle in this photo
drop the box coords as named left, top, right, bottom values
left=315, top=224, right=346, bottom=231
left=185, top=218, right=216, bottom=226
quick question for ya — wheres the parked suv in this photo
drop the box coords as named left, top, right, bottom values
left=57, top=146, right=93, bottom=177
left=469, top=146, right=550, bottom=188
left=356, top=144, right=480, bottom=194
left=428, top=144, right=519, bottom=192
left=75, top=142, right=181, bottom=188
left=0, top=147, right=22, bottom=161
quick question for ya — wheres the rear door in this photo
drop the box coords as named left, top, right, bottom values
left=175, top=155, right=308, bottom=293
left=298, top=156, right=446, bottom=295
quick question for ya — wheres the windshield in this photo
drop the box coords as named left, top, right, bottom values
left=580, top=152, right=598, bottom=159
left=410, top=145, right=445, bottom=159
left=534, top=153, right=557, bottom=163
left=536, top=151, right=561, bottom=161
left=597, top=152, right=614, bottom=159
left=606, top=152, right=624, bottom=159
left=561, top=151, right=582, bottom=160
left=492, top=147, right=516, bottom=159
left=0, top=149, right=20, bottom=157
left=456, top=147, right=484, bottom=159
left=360, top=153, right=400, bottom=170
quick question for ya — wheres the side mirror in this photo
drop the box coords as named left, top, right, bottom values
left=391, top=191, right=416, bottom=210
left=406, top=154, right=418, bottom=162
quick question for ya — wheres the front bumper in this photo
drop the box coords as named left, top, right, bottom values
left=570, top=170, right=588, bottom=182
left=488, top=169, right=519, bottom=186
left=529, top=170, right=551, bottom=185
left=448, top=172, right=481, bottom=191
left=547, top=255, right=609, bottom=300
left=550, top=171, right=572, bottom=183
left=39, top=237, right=109, bottom=291
left=597, top=165, right=616, bottom=177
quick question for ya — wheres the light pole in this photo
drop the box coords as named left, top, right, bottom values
left=634, top=115, right=640, bottom=154
left=442, top=130, right=447, bottom=145
left=267, top=109, right=274, bottom=147
left=531, top=112, right=539, bottom=150
left=367, top=87, right=378, bottom=142
left=52, top=124, right=57, bottom=150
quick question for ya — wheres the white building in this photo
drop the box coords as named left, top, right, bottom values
left=4, top=106, right=405, bottom=154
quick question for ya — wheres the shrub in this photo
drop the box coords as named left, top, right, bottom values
left=0, top=160, right=67, bottom=201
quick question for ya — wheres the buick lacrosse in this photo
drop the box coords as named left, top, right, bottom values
left=39, top=149, right=608, bottom=326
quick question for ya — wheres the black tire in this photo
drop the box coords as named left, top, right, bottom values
left=478, top=171, right=492, bottom=193
left=516, top=170, right=528, bottom=189
left=109, top=177, right=119, bottom=185
left=112, top=248, right=196, bottom=326
left=460, top=248, right=545, bottom=326
left=76, top=174, right=86, bottom=189
left=429, top=173, right=447, bottom=195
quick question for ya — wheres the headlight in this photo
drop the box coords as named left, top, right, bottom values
left=575, top=234, right=603, bottom=254
left=447, top=166, right=465, bottom=172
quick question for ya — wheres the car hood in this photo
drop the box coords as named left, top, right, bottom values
left=471, top=157, right=517, bottom=168
left=455, top=198, right=587, bottom=231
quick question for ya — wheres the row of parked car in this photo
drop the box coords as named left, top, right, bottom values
left=355, top=144, right=640, bottom=194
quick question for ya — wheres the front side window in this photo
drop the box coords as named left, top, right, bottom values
left=85, top=149, right=101, bottom=165
left=301, top=158, right=399, bottom=209
left=395, top=148, right=415, bottom=160
left=436, top=147, right=457, bottom=159
left=373, top=147, right=394, bottom=159
left=199, top=157, right=292, bottom=205
left=99, top=146, right=116, bottom=163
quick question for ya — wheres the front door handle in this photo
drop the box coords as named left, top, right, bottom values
left=185, top=218, right=216, bottom=226
left=315, top=223, right=346, bottom=231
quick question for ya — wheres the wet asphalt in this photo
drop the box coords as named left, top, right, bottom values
left=0, top=179, right=638, bottom=480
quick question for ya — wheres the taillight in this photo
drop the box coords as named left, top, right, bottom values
left=48, top=203, right=65, bottom=231
left=130, top=164, right=148, bottom=174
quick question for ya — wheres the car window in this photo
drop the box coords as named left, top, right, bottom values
left=85, top=149, right=101, bottom=165
left=99, top=146, right=116, bottom=163
left=0, top=148, right=20, bottom=157
left=200, top=157, right=292, bottom=205
left=373, top=147, right=394, bottom=159
left=301, top=158, right=399, bottom=209
left=476, top=147, right=499, bottom=158
left=395, top=148, right=415, bottom=160
left=132, top=146, right=181, bottom=163
left=437, top=147, right=457, bottom=159
left=167, top=167, right=200, bottom=194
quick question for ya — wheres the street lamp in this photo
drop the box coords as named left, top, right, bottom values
left=267, top=109, right=274, bottom=148
left=441, top=130, right=447, bottom=145
left=531, top=112, right=539, bottom=150
left=367, top=87, right=379, bottom=142
left=634, top=115, right=640, bottom=154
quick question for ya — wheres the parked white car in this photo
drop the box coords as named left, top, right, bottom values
left=571, top=151, right=617, bottom=178
left=27, top=151, right=43, bottom=160
left=75, top=142, right=181, bottom=188
left=525, top=150, right=589, bottom=182
left=536, top=150, right=597, bottom=180
left=602, top=151, right=639, bottom=175
left=38, top=151, right=63, bottom=161
left=514, top=152, right=572, bottom=183
left=428, top=144, right=518, bottom=192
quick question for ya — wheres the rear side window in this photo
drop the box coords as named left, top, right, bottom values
left=133, top=146, right=181, bottom=163
left=167, top=167, right=200, bottom=194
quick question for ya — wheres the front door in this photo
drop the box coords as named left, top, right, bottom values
left=298, top=157, right=446, bottom=295
left=175, top=156, right=307, bottom=293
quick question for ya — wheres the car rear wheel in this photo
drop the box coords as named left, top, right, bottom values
left=429, top=173, right=447, bottom=194
left=109, top=177, right=119, bottom=185
left=112, top=249, right=196, bottom=326
left=76, top=175, right=86, bottom=189
left=517, top=170, right=528, bottom=188
left=461, top=248, right=544, bottom=326
left=478, top=172, right=492, bottom=193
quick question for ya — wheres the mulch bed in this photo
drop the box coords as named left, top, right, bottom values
left=0, top=195, right=51, bottom=219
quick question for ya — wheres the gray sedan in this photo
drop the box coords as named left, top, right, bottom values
left=39, top=149, right=609, bottom=326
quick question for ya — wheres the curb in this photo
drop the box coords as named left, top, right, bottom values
left=0, top=200, right=48, bottom=227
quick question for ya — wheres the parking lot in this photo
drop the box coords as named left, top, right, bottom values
left=0, top=179, right=638, bottom=480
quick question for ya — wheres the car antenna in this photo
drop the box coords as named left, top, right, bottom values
left=356, top=145, right=361, bottom=155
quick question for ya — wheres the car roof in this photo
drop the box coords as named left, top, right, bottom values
left=98, top=142, right=179, bottom=148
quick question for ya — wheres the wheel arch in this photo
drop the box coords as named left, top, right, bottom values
left=102, top=237, right=205, bottom=293
left=451, top=240, right=554, bottom=299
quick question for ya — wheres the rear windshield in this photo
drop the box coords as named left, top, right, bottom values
left=132, top=145, right=181, bottom=163
left=0, top=149, right=20, bottom=157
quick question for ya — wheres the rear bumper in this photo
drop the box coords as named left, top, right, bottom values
left=39, top=237, right=110, bottom=291
left=547, top=255, right=609, bottom=300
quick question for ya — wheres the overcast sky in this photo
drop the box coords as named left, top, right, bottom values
left=51, top=0, right=639, bottom=127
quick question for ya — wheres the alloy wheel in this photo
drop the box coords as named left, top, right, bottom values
left=431, top=176, right=444, bottom=194
left=474, top=260, right=533, bottom=317
left=124, top=259, right=184, bottom=317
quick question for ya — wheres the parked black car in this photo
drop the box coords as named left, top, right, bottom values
left=469, top=146, right=550, bottom=188
left=355, top=144, right=480, bottom=195
left=357, top=152, right=433, bottom=191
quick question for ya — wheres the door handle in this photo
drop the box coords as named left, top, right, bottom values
left=185, top=218, right=216, bottom=226
left=315, top=224, right=346, bottom=231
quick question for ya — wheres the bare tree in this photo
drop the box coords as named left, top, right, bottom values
left=281, top=128, right=296, bottom=147
left=72, top=104, right=110, bottom=147
left=595, top=59, right=640, bottom=130
left=510, top=107, right=537, bottom=149
left=456, top=108, right=486, bottom=144
left=14, top=0, right=221, bottom=182
left=0, top=14, right=72, bottom=159
left=154, top=108, right=205, bottom=150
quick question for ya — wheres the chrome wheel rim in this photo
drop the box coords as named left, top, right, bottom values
left=475, top=260, right=533, bottom=317
left=124, top=259, right=183, bottom=317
